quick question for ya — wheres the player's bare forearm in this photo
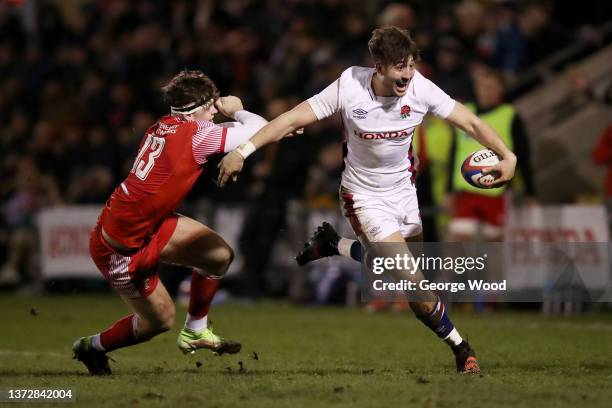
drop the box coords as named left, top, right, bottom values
left=446, top=102, right=516, bottom=184
left=447, top=103, right=513, bottom=159
left=250, top=101, right=318, bottom=148
left=217, top=101, right=317, bottom=187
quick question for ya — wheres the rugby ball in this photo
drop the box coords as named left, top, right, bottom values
left=461, top=149, right=502, bottom=189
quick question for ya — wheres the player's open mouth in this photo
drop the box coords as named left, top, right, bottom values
left=395, top=79, right=408, bottom=92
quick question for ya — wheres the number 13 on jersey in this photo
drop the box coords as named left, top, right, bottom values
left=131, top=134, right=166, bottom=180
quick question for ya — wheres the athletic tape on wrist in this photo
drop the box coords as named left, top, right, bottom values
left=235, top=141, right=256, bottom=159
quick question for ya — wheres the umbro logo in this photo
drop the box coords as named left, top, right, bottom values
left=369, top=226, right=382, bottom=236
left=351, top=108, right=368, bottom=119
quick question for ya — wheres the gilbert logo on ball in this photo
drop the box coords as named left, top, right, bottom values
left=461, top=149, right=502, bottom=189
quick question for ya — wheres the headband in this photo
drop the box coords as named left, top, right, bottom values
left=170, top=97, right=214, bottom=115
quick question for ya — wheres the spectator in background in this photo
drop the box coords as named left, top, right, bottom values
left=493, top=1, right=525, bottom=80
left=336, top=11, right=372, bottom=67
left=67, top=167, right=115, bottom=204
left=415, top=114, right=455, bottom=240
left=520, top=2, right=571, bottom=66
left=304, top=141, right=344, bottom=209
left=454, top=0, right=485, bottom=55
left=475, top=7, right=499, bottom=63
left=447, top=67, right=536, bottom=242
left=550, top=67, right=596, bottom=123
left=432, top=36, right=474, bottom=102
left=377, top=3, right=416, bottom=31
left=0, top=156, right=61, bottom=288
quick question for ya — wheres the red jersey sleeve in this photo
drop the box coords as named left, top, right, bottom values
left=192, top=120, right=228, bottom=165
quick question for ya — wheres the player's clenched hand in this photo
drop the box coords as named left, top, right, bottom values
left=217, top=150, right=245, bottom=187
left=215, top=96, right=244, bottom=118
left=483, top=151, right=516, bottom=188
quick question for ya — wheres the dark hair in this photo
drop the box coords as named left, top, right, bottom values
left=368, top=26, right=420, bottom=67
left=478, top=66, right=506, bottom=88
left=161, top=70, right=219, bottom=109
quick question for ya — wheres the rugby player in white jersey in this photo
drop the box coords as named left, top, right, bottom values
left=218, top=27, right=517, bottom=374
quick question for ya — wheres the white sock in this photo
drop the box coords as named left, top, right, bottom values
left=185, top=314, right=208, bottom=332
left=443, top=328, right=463, bottom=347
left=90, top=334, right=105, bottom=351
left=338, top=237, right=356, bottom=258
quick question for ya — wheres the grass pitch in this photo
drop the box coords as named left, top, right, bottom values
left=0, top=295, right=611, bottom=407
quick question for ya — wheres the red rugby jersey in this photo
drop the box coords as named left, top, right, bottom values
left=99, top=115, right=226, bottom=248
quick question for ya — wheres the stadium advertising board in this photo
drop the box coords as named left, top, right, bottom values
left=37, top=206, right=101, bottom=278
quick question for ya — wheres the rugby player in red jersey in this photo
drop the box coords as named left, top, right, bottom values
left=72, top=70, right=270, bottom=375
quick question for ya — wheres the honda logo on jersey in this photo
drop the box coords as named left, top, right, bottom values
left=354, top=130, right=411, bottom=140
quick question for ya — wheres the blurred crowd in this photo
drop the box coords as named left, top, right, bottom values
left=0, top=0, right=604, bottom=290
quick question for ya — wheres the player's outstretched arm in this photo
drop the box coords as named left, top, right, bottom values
left=215, top=96, right=269, bottom=152
left=446, top=101, right=517, bottom=187
left=192, top=95, right=273, bottom=167
left=215, top=95, right=266, bottom=127
left=217, top=101, right=318, bottom=187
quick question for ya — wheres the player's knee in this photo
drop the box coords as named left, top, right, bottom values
left=150, top=304, right=176, bottom=334
left=160, top=304, right=176, bottom=332
left=136, top=310, right=174, bottom=340
left=206, top=245, right=234, bottom=277
left=158, top=318, right=174, bottom=333
left=223, top=245, right=235, bottom=269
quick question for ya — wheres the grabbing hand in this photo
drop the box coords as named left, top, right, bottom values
left=215, top=96, right=244, bottom=118
left=482, top=152, right=517, bottom=188
left=217, top=150, right=245, bottom=187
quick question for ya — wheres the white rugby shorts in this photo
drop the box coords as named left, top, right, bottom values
left=339, top=185, right=422, bottom=242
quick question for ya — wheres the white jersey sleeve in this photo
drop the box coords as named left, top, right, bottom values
left=192, top=111, right=268, bottom=164
left=218, top=122, right=267, bottom=152
left=307, top=79, right=342, bottom=120
left=217, top=110, right=268, bottom=152
left=414, top=72, right=456, bottom=118
left=233, top=110, right=268, bottom=127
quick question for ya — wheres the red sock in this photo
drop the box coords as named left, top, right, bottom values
left=100, top=314, right=142, bottom=352
left=189, top=271, right=221, bottom=319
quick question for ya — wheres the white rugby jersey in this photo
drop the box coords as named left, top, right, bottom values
left=307, top=66, right=455, bottom=195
